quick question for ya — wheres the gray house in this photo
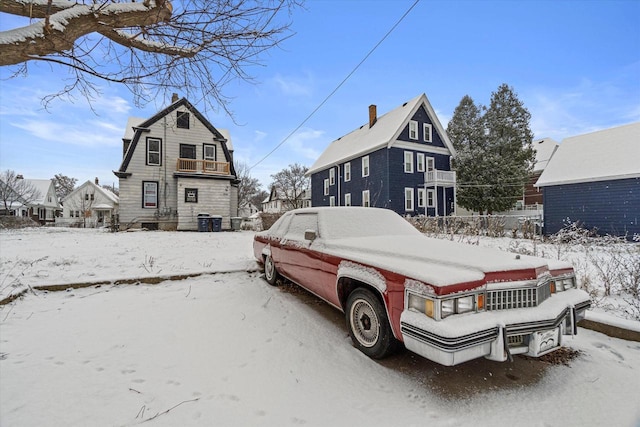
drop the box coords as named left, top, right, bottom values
left=535, top=122, right=640, bottom=238
left=114, top=96, right=238, bottom=231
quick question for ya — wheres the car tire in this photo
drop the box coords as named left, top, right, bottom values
left=346, top=288, right=397, bottom=359
left=264, top=255, right=279, bottom=286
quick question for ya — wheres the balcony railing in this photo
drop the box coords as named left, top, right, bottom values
left=424, top=170, right=456, bottom=187
left=176, top=158, right=230, bottom=175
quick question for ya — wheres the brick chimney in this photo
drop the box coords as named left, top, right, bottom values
left=95, top=177, right=99, bottom=185
left=369, top=104, right=377, bottom=128
left=171, top=93, right=179, bottom=103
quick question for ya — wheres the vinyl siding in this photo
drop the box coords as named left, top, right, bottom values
left=118, top=109, right=232, bottom=230
left=543, top=177, right=639, bottom=238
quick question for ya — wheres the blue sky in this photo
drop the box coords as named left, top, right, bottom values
left=1, top=0, right=639, bottom=189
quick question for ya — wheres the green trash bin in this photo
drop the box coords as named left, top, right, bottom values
left=230, top=217, right=242, bottom=231
left=197, top=213, right=211, bottom=232
left=211, top=215, right=222, bottom=232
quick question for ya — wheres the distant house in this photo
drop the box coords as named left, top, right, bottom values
left=308, top=94, right=456, bottom=216
left=58, top=179, right=119, bottom=228
left=4, top=178, right=61, bottom=224
left=522, top=137, right=559, bottom=208
left=535, top=122, right=640, bottom=238
left=261, top=186, right=311, bottom=213
left=114, top=95, right=238, bottom=231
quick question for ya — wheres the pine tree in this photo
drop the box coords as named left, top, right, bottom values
left=448, top=85, right=536, bottom=214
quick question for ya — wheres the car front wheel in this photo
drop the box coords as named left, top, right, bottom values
left=346, top=288, right=397, bottom=359
left=264, top=255, right=279, bottom=286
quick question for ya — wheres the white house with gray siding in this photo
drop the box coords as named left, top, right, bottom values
left=114, top=96, right=238, bottom=231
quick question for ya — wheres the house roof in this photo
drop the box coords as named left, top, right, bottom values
left=532, top=137, right=559, bottom=172
left=115, top=97, right=235, bottom=177
left=123, top=117, right=145, bottom=140
left=535, top=122, right=640, bottom=187
left=307, top=93, right=455, bottom=175
left=24, top=179, right=55, bottom=206
left=62, top=180, right=120, bottom=207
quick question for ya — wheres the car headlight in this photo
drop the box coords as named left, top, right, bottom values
left=552, top=277, right=576, bottom=292
left=407, top=289, right=484, bottom=320
left=408, top=293, right=435, bottom=318
left=441, top=294, right=482, bottom=318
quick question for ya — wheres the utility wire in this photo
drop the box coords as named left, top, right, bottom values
left=249, top=0, right=421, bottom=171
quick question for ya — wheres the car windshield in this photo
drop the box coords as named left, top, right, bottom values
left=319, top=207, right=419, bottom=240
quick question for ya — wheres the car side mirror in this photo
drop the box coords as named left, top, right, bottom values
left=304, top=230, right=317, bottom=241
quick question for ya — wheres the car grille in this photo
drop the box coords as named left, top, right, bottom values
left=486, top=281, right=552, bottom=311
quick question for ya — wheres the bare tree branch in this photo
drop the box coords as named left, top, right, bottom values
left=0, top=0, right=301, bottom=113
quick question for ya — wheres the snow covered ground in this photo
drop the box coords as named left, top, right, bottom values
left=1, top=228, right=640, bottom=426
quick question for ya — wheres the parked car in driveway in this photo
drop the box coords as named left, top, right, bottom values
left=253, top=207, right=591, bottom=366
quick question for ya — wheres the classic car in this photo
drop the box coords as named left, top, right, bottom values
left=253, top=207, right=591, bottom=366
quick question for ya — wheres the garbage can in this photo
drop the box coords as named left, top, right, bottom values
left=211, top=215, right=222, bottom=232
left=197, top=213, right=211, bottom=232
left=230, top=217, right=242, bottom=231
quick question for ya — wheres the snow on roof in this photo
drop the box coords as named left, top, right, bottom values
left=62, top=180, right=119, bottom=205
left=536, top=122, right=640, bottom=187
left=532, top=138, right=559, bottom=172
left=308, top=94, right=454, bottom=174
left=123, top=117, right=145, bottom=140
left=218, top=128, right=233, bottom=151
left=24, top=179, right=53, bottom=205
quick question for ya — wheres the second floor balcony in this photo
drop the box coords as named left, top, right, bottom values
left=176, top=158, right=230, bottom=175
left=424, top=170, right=456, bottom=187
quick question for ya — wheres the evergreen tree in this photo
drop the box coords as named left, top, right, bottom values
left=448, top=85, right=536, bottom=214
left=446, top=95, right=488, bottom=213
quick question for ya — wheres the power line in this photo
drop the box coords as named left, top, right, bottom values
left=249, top=0, right=421, bottom=171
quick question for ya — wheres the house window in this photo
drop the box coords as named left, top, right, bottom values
left=146, top=138, right=161, bottom=166
left=418, top=189, right=426, bottom=207
left=362, top=190, right=370, bottom=207
left=345, top=193, right=351, bottom=206
left=84, top=193, right=95, bottom=201
left=142, top=181, right=158, bottom=209
left=427, top=189, right=435, bottom=207
left=409, top=120, right=418, bottom=140
left=405, top=188, right=414, bottom=211
left=324, top=179, right=329, bottom=196
left=344, top=162, right=351, bottom=182
left=362, top=156, right=370, bottom=177
left=177, top=111, right=190, bottom=129
left=424, top=123, right=433, bottom=142
left=185, top=188, right=198, bottom=203
left=329, top=196, right=335, bottom=206
left=417, top=153, right=425, bottom=172
left=404, top=151, right=413, bottom=173
left=427, top=157, right=435, bottom=172
left=203, top=144, right=216, bottom=161
left=180, top=144, right=196, bottom=159
left=329, top=168, right=335, bottom=186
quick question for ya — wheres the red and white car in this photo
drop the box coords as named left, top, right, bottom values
left=253, top=207, right=591, bottom=366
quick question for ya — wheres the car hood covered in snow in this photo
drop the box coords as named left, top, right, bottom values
left=317, top=235, right=568, bottom=291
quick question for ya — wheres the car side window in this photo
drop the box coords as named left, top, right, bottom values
left=269, top=213, right=292, bottom=238
left=284, top=213, right=318, bottom=241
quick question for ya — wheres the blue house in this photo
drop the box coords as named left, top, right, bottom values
left=307, top=94, right=457, bottom=216
left=535, top=122, right=640, bottom=238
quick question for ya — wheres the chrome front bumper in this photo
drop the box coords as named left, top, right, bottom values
left=400, top=289, right=590, bottom=366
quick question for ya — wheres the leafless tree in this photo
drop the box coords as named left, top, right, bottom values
left=0, top=170, right=41, bottom=214
left=235, top=161, right=261, bottom=210
left=270, top=163, right=308, bottom=210
left=0, top=0, right=301, bottom=113
left=66, top=188, right=96, bottom=228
